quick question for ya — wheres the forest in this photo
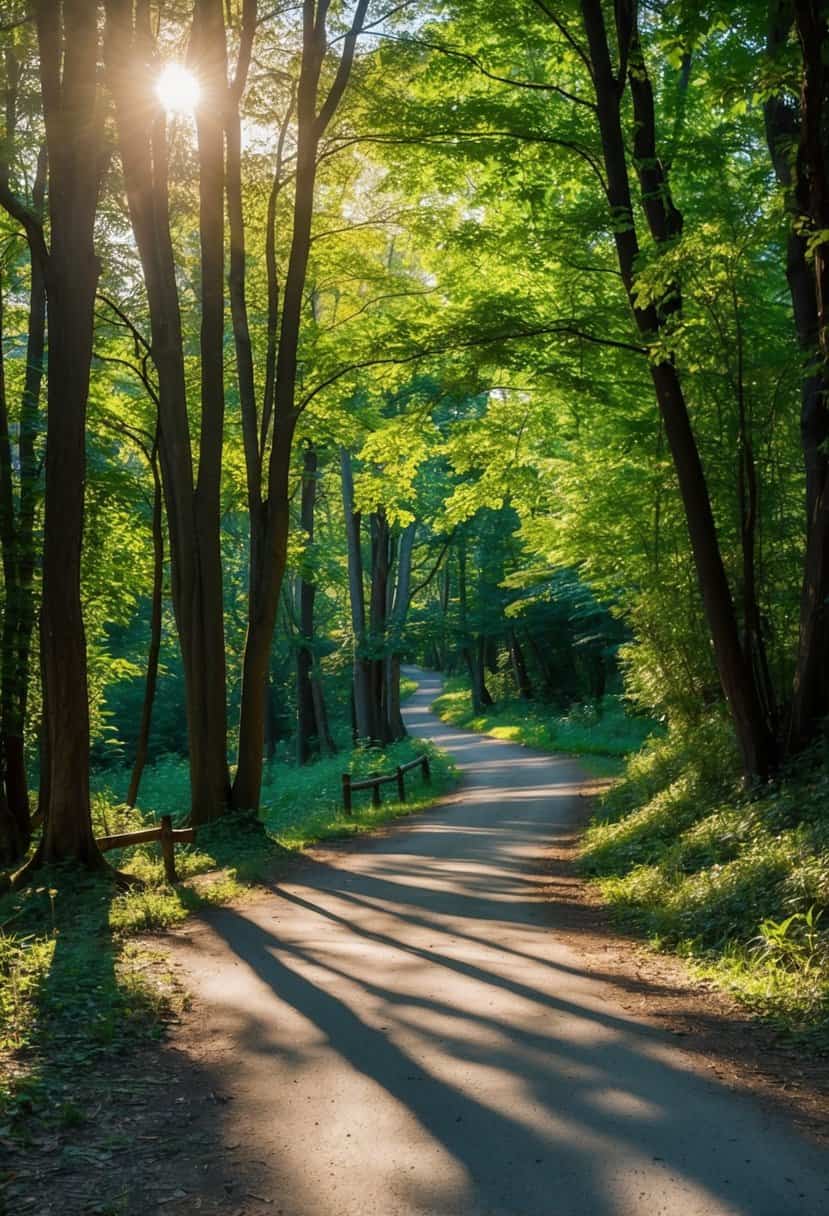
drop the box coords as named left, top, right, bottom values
left=1, top=2, right=829, bottom=1213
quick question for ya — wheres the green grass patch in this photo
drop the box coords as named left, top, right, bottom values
left=581, top=717, right=829, bottom=1044
left=0, top=737, right=455, bottom=1137
left=432, top=678, right=656, bottom=774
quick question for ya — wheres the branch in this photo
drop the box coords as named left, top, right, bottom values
left=374, top=32, right=595, bottom=110
left=315, top=0, right=370, bottom=136
left=318, top=128, right=607, bottom=191
left=531, top=0, right=593, bottom=77
left=297, top=322, right=648, bottom=411
left=409, top=530, right=456, bottom=600
left=96, top=293, right=152, bottom=354
left=0, top=182, right=48, bottom=271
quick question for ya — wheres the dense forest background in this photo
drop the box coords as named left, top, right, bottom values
left=0, top=0, right=828, bottom=1038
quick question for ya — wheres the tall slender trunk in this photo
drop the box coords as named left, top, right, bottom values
left=509, top=628, right=532, bottom=700
left=341, top=448, right=373, bottom=741
left=369, top=508, right=392, bottom=742
left=767, top=0, right=829, bottom=751
left=0, top=100, right=47, bottom=861
left=127, top=446, right=163, bottom=807
left=233, top=0, right=371, bottom=807
left=577, top=0, right=775, bottom=779
left=384, top=521, right=416, bottom=739
left=106, top=0, right=230, bottom=822
left=296, top=444, right=333, bottom=762
left=34, top=0, right=105, bottom=866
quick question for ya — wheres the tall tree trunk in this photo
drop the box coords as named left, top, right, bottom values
left=232, top=0, right=370, bottom=807
left=106, top=0, right=230, bottom=822
left=770, top=0, right=829, bottom=751
left=577, top=0, right=775, bottom=779
left=296, top=444, right=332, bottom=763
left=509, top=628, right=533, bottom=700
left=341, top=448, right=374, bottom=741
left=369, top=508, right=392, bottom=743
left=127, top=447, right=163, bottom=807
left=34, top=0, right=105, bottom=866
left=0, top=88, right=47, bottom=862
left=384, top=521, right=416, bottom=739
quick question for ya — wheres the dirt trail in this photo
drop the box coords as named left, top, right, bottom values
left=167, top=669, right=828, bottom=1216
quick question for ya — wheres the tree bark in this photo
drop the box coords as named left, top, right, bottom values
left=0, top=86, right=47, bottom=861
left=296, top=444, right=334, bottom=762
left=509, top=628, right=533, bottom=700
left=127, top=444, right=163, bottom=807
left=106, top=0, right=231, bottom=822
left=33, top=0, right=106, bottom=866
left=341, top=448, right=374, bottom=741
left=384, top=521, right=416, bottom=739
left=771, top=0, right=829, bottom=751
left=577, top=0, right=775, bottom=779
left=232, top=0, right=370, bottom=807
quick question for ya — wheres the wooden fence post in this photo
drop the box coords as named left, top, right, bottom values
left=160, top=814, right=176, bottom=883
left=371, top=772, right=381, bottom=807
left=422, top=755, right=431, bottom=784
left=396, top=765, right=405, bottom=801
left=342, top=772, right=352, bottom=816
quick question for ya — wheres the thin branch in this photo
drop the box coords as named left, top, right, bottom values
left=297, top=322, right=648, bottom=412
left=409, top=530, right=456, bottom=600
left=531, top=0, right=593, bottom=76
left=96, top=293, right=152, bottom=354
left=374, top=32, right=595, bottom=110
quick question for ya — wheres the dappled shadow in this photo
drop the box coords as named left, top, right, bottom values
left=163, top=672, right=827, bottom=1214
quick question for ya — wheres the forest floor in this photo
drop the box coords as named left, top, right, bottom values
left=4, top=670, right=829, bottom=1215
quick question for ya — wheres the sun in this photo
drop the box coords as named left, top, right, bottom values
left=156, top=63, right=200, bottom=115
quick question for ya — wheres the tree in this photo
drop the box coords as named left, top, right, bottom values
left=27, top=0, right=105, bottom=866
left=106, top=0, right=231, bottom=823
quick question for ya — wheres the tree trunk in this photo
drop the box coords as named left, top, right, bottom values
left=769, top=1, right=829, bottom=751
left=232, top=1, right=370, bottom=806
left=369, top=508, right=392, bottom=743
left=34, top=0, right=106, bottom=866
left=106, top=0, right=231, bottom=822
left=0, top=114, right=47, bottom=862
left=384, top=521, right=416, bottom=739
left=341, top=448, right=374, bottom=741
left=127, top=448, right=163, bottom=807
left=577, top=0, right=775, bottom=779
left=296, top=444, right=322, bottom=764
left=509, top=628, right=533, bottom=700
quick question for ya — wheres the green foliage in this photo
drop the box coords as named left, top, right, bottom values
left=432, top=677, right=656, bottom=773
left=0, top=739, right=456, bottom=1136
left=582, top=725, right=829, bottom=1040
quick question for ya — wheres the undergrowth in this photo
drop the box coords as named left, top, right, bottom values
left=581, top=715, right=829, bottom=1045
left=432, top=677, right=656, bottom=775
left=0, top=736, right=454, bottom=1136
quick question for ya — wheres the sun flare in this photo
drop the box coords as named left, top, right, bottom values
left=156, top=63, right=200, bottom=115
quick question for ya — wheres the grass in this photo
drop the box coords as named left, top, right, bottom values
left=431, top=677, right=657, bottom=776
left=580, top=716, right=829, bottom=1044
left=0, top=736, right=455, bottom=1137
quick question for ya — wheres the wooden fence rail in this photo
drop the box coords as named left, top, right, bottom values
left=341, top=753, right=431, bottom=815
left=96, top=814, right=195, bottom=883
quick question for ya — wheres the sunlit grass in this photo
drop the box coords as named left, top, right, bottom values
left=581, top=718, right=829, bottom=1042
left=431, top=679, right=656, bottom=775
left=0, top=738, right=456, bottom=1132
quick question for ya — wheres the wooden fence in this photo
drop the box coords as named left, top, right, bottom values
left=341, top=753, right=431, bottom=815
left=97, top=814, right=195, bottom=882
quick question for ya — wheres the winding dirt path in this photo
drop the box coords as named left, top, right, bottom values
left=169, top=670, right=828, bottom=1215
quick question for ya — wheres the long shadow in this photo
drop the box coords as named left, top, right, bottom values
left=204, top=900, right=828, bottom=1216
